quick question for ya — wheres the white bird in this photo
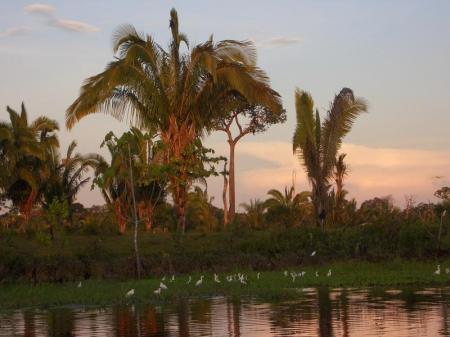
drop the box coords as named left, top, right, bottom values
left=195, top=275, right=204, bottom=287
left=77, top=281, right=82, bottom=288
left=311, top=251, right=316, bottom=257
left=226, top=275, right=233, bottom=282
left=446, top=268, right=450, bottom=274
left=434, top=265, right=441, bottom=275
left=256, top=272, right=260, bottom=280
left=186, top=276, right=192, bottom=284
left=214, top=273, right=221, bottom=283
left=154, top=288, right=162, bottom=295
left=284, top=270, right=288, bottom=277
left=160, top=282, right=168, bottom=290
left=290, top=272, right=297, bottom=282
left=327, top=269, right=332, bottom=277
left=315, top=271, right=319, bottom=277
left=170, top=275, right=175, bottom=282
left=300, top=271, right=306, bottom=277
left=162, top=275, right=166, bottom=281
left=125, top=289, right=135, bottom=297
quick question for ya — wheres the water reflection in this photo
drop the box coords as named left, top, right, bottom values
left=2, top=286, right=450, bottom=336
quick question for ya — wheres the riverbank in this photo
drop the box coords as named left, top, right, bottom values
left=1, top=260, right=450, bottom=310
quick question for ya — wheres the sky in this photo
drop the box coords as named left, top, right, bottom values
left=1, top=0, right=450, bottom=208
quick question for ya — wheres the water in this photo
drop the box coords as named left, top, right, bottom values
left=1, top=286, right=450, bottom=336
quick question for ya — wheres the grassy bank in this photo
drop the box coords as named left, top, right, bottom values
left=1, top=260, right=450, bottom=310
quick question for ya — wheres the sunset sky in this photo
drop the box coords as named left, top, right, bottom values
left=1, top=0, right=449, bottom=208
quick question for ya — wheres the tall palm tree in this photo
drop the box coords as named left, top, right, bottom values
left=265, top=186, right=311, bottom=226
left=66, top=9, right=281, bottom=233
left=293, top=88, right=367, bottom=229
left=0, top=103, right=59, bottom=223
left=331, top=153, right=348, bottom=224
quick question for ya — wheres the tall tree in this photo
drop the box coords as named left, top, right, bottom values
left=293, top=88, right=367, bottom=229
left=240, top=199, right=266, bottom=229
left=213, top=96, right=284, bottom=223
left=331, top=153, right=348, bottom=224
left=0, top=103, right=59, bottom=224
left=66, top=9, right=281, bottom=233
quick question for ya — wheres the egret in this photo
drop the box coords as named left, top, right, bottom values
left=434, top=265, right=441, bottom=275
left=125, top=289, right=135, bottom=298
left=186, top=276, right=192, bottom=284
left=291, top=272, right=297, bottom=282
left=77, top=281, right=82, bottom=288
left=195, top=275, right=204, bottom=287
left=284, top=270, right=288, bottom=277
left=446, top=268, right=450, bottom=274
left=311, top=251, right=316, bottom=257
left=315, top=271, right=319, bottom=277
left=327, top=269, right=332, bottom=277
left=257, top=272, right=260, bottom=280
left=214, top=273, right=221, bottom=283
left=226, top=275, right=233, bottom=282
left=170, top=275, right=175, bottom=282
left=160, top=282, right=168, bottom=290
left=162, top=275, right=166, bottom=281
left=154, top=288, right=162, bottom=295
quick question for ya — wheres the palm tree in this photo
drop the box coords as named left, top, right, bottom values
left=42, top=140, right=101, bottom=223
left=240, top=199, right=266, bottom=229
left=186, top=186, right=217, bottom=232
left=293, top=88, right=367, bottom=229
left=0, top=103, right=59, bottom=224
left=265, top=186, right=311, bottom=227
left=331, top=153, right=348, bottom=224
left=66, top=9, right=281, bottom=234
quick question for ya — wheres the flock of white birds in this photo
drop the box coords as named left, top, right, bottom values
left=86, top=251, right=447, bottom=299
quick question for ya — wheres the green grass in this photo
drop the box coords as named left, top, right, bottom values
left=1, top=260, right=450, bottom=310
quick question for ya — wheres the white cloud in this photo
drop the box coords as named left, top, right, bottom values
left=51, top=19, right=99, bottom=33
left=24, top=3, right=55, bottom=15
left=24, top=3, right=98, bottom=33
left=0, top=26, right=32, bottom=38
left=253, top=36, right=303, bottom=48
left=206, top=141, right=450, bottom=208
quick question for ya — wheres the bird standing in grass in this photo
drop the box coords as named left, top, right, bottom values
left=257, top=272, right=260, bottom=280
left=170, top=275, right=175, bottom=282
left=311, top=251, right=316, bottom=257
left=214, top=273, right=221, bottom=283
left=315, top=271, right=319, bottom=277
left=327, top=269, right=332, bottom=277
left=160, top=282, right=168, bottom=290
left=434, top=265, right=441, bottom=275
left=77, top=281, right=82, bottom=288
left=186, top=276, right=192, bottom=284
left=125, top=289, right=135, bottom=298
left=196, top=275, right=204, bottom=286
left=154, top=288, right=162, bottom=295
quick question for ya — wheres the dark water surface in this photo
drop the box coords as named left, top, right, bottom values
left=2, top=286, right=450, bottom=336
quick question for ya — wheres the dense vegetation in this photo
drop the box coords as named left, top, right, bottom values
left=1, top=8, right=449, bottom=287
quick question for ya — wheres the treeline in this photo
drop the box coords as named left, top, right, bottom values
left=1, top=8, right=449, bottom=240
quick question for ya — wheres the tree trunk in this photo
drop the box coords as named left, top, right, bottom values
left=174, top=183, right=187, bottom=234
left=228, top=141, right=236, bottom=220
left=114, top=200, right=127, bottom=234
left=222, top=163, right=229, bottom=228
left=128, top=144, right=141, bottom=280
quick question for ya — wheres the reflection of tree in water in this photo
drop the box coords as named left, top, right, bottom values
left=318, top=287, right=333, bottom=337
left=268, top=297, right=316, bottom=333
left=190, top=299, right=212, bottom=325
left=47, top=308, right=74, bottom=337
left=226, top=297, right=241, bottom=337
left=113, top=305, right=136, bottom=337
left=338, top=289, right=349, bottom=337
left=440, top=289, right=450, bottom=337
left=23, top=310, right=36, bottom=337
left=177, top=299, right=190, bottom=337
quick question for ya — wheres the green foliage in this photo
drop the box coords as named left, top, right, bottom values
left=292, top=88, right=367, bottom=227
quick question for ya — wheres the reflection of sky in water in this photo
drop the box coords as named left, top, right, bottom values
left=1, top=287, right=450, bottom=336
